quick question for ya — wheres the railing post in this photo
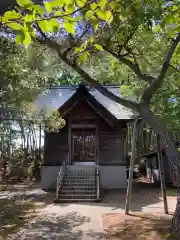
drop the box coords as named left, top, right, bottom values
left=96, top=166, right=100, bottom=200
left=56, top=173, right=59, bottom=199
left=56, top=152, right=70, bottom=200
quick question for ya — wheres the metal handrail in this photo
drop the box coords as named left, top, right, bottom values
left=56, top=152, right=70, bottom=199
left=96, top=164, right=100, bottom=200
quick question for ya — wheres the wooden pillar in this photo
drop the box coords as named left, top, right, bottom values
left=125, top=118, right=138, bottom=215
left=95, top=121, right=99, bottom=165
left=39, top=123, right=42, bottom=161
left=68, top=116, right=72, bottom=164
left=156, top=134, right=168, bottom=214
left=149, top=157, right=153, bottom=183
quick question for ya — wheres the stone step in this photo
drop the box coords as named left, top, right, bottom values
left=62, top=185, right=96, bottom=190
left=66, top=169, right=96, bottom=172
left=66, top=170, right=96, bottom=174
left=62, top=183, right=96, bottom=187
left=54, top=198, right=98, bottom=203
left=65, top=173, right=96, bottom=176
left=66, top=168, right=96, bottom=172
left=67, top=173, right=96, bottom=175
left=58, top=193, right=97, bottom=198
left=65, top=174, right=96, bottom=178
left=65, top=174, right=96, bottom=177
left=55, top=165, right=99, bottom=203
left=63, top=179, right=96, bottom=182
left=63, top=180, right=96, bottom=183
left=60, top=189, right=97, bottom=193
left=62, top=185, right=96, bottom=189
left=65, top=175, right=96, bottom=178
left=63, top=178, right=96, bottom=182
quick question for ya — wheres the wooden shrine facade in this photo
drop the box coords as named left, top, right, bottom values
left=43, top=84, right=137, bottom=167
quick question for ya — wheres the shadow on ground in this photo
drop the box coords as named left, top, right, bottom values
left=0, top=198, right=36, bottom=239
left=103, top=212, right=175, bottom=240
left=9, top=211, right=104, bottom=240
left=0, top=180, right=177, bottom=239
left=0, top=181, right=54, bottom=239
left=60, top=182, right=177, bottom=213
left=0, top=181, right=54, bottom=204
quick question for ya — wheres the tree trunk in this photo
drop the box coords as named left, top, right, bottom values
left=125, top=119, right=138, bottom=214
left=156, top=134, right=168, bottom=214
left=140, top=105, right=180, bottom=237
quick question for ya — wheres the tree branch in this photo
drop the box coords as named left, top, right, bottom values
left=103, top=45, right=156, bottom=84
left=36, top=36, right=140, bottom=112
left=142, top=32, right=180, bottom=104
left=5, top=0, right=96, bottom=24
left=63, top=24, right=90, bottom=57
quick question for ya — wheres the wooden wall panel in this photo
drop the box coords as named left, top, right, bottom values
left=69, top=99, right=97, bottom=120
left=44, top=127, right=68, bottom=166
left=99, top=126, right=126, bottom=165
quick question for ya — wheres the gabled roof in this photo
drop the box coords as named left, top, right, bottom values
left=35, top=84, right=138, bottom=120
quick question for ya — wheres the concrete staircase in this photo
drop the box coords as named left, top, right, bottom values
left=56, top=165, right=100, bottom=202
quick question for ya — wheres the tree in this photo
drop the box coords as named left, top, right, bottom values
left=1, top=0, right=180, bottom=236
left=0, top=37, right=66, bottom=180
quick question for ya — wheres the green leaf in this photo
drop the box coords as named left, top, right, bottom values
left=120, top=85, right=129, bottom=91
left=38, top=20, right=51, bottom=32
left=24, top=13, right=34, bottom=22
left=76, top=0, right=87, bottom=8
left=153, top=25, right=161, bottom=33
left=65, top=3, right=76, bottom=14
left=91, top=16, right=99, bottom=32
left=78, top=51, right=89, bottom=64
left=120, top=85, right=132, bottom=97
left=49, top=19, right=60, bottom=33
left=96, top=10, right=105, bottom=20
left=16, top=30, right=25, bottom=44
left=97, top=10, right=113, bottom=23
left=94, top=44, right=103, bottom=51
left=7, top=22, right=22, bottom=30
left=23, top=31, right=32, bottom=47
left=85, top=10, right=94, bottom=19
left=50, top=0, right=66, bottom=7
left=25, top=23, right=36, bottom=37
left=109, top=2, right=117, bottom=9
left=17, top=0, right=33, bottom=8
left=64, top=21, right=75, bottom=34
left=90, top=3, right=97, bottom=10
left=74, top=15, right=82, bottom=21
left=119, top=14, right=127, bottom=21
left=15, top=27, right=31, bottom=47
left=54, top=10, right=63, bottom=17
left=177, top=24, right=180, bottom=32
left=3, top=11, right=21, bottom=22
left=105, top=10, right=113, bottom=23
left=98, top=0, right=107, bottom=10
left=88, top=36, right=94, bottom=43
left=33, top=5, right=44, bottom=14
left=44, top=1, right=53, bottom=13
left=74, top=47, right=83, bottom=54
